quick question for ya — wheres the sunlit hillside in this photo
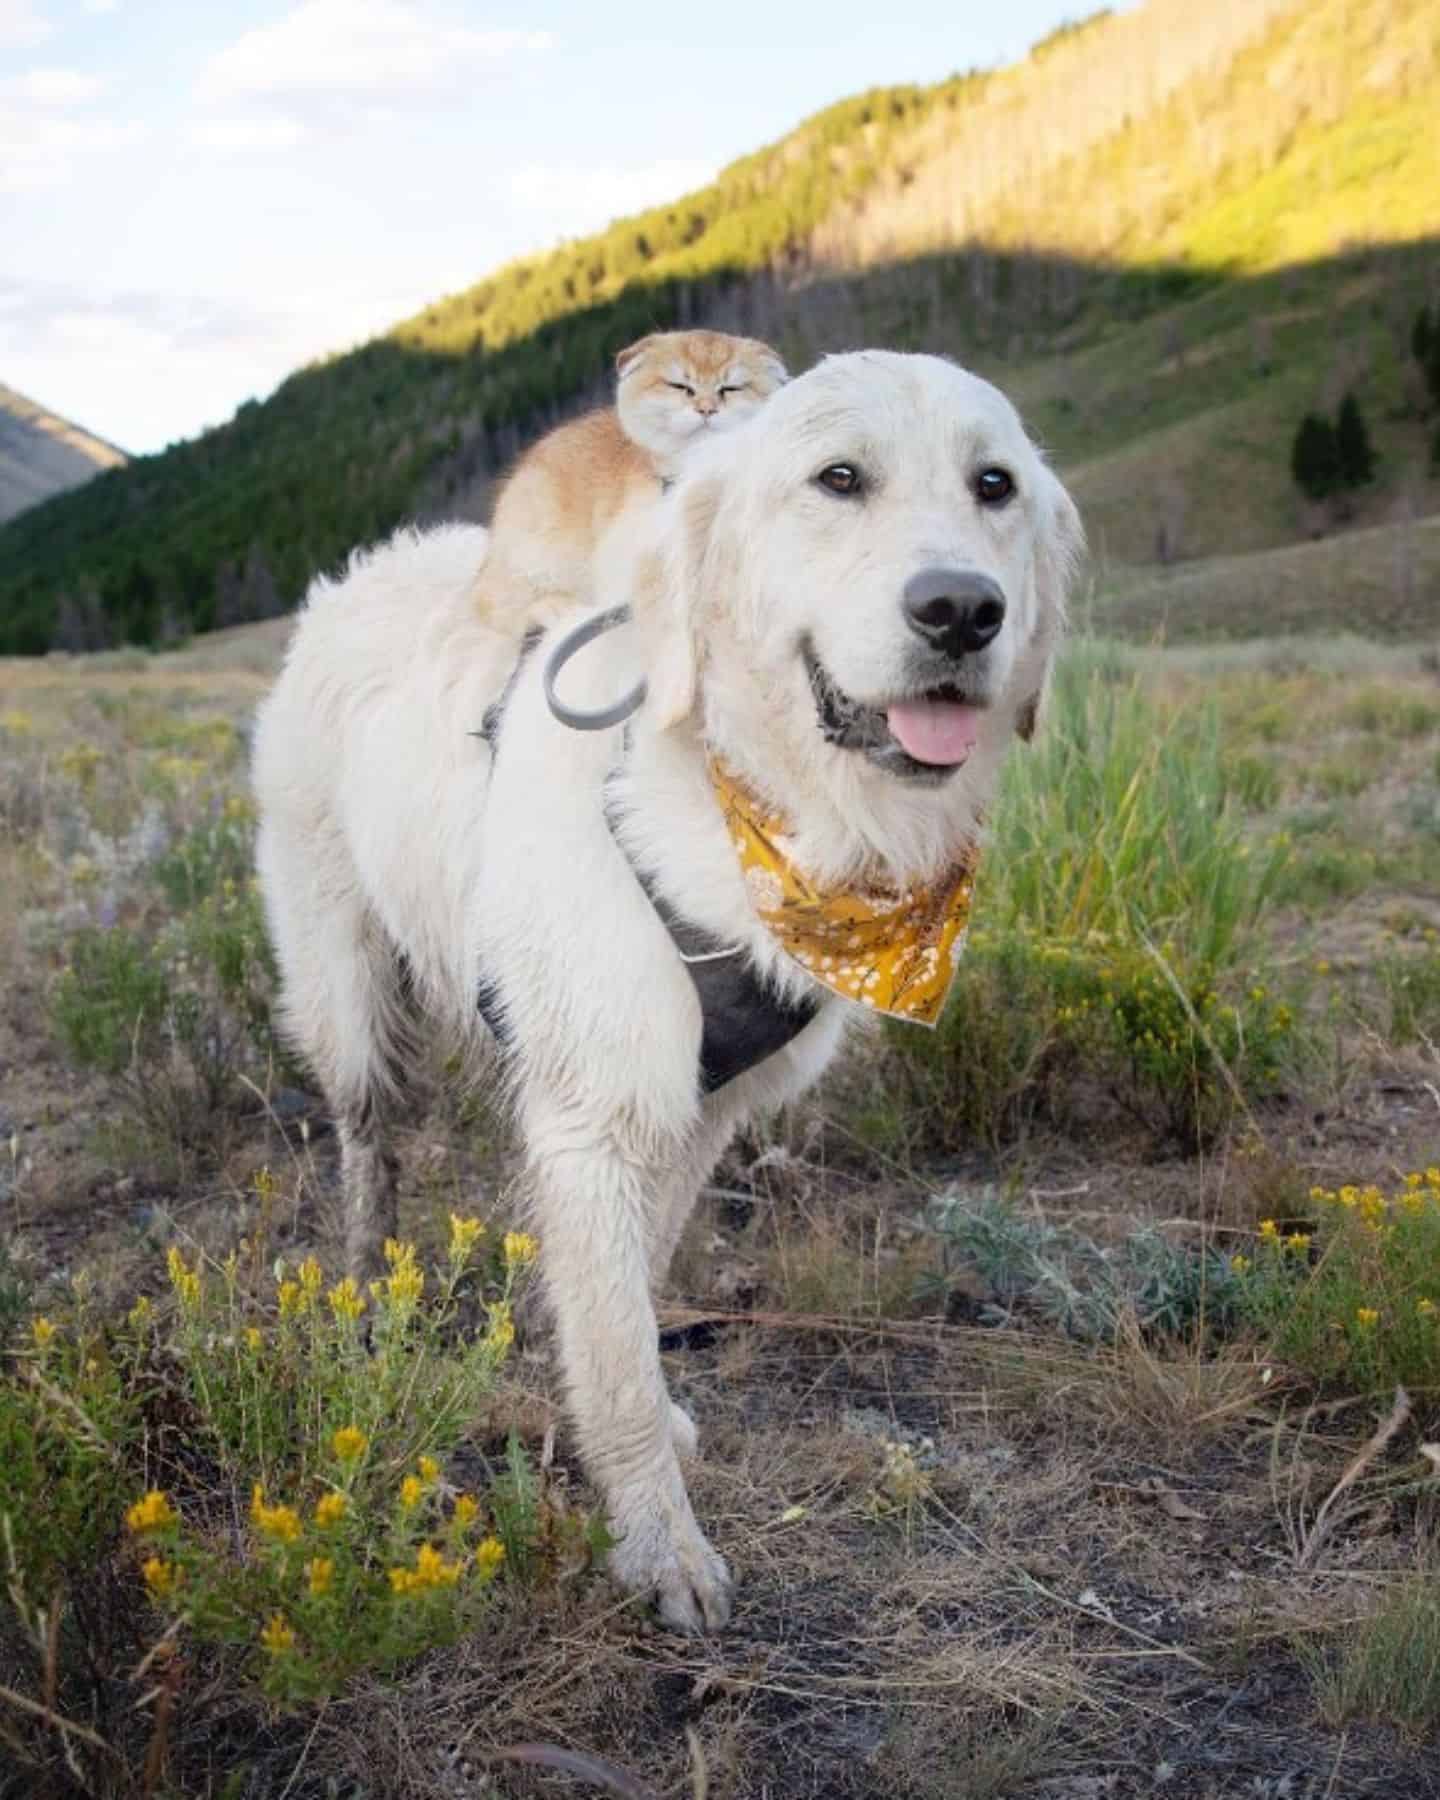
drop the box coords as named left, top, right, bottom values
left=1, top=0, right=1437, bottom=652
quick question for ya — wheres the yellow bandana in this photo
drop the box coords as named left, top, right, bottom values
left=709, top=761, right=979, bottom=1027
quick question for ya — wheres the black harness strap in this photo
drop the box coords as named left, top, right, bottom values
left=613, top=839, right=820, bottom=1093
left=473, top=628, right=820, bottom=1089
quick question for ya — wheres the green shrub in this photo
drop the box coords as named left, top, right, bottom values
left=1302, top=1571, right=1440, bottom=1740
left=1380, top=944, right=1440, bottom=1045
left=924, top=1186, right=1239, bottom=1339
left=1233, top=1170, right=1440, bottom=1394
left=887, top=929, right=1294, bottom=1151
left=0, top=1217, right=595, bottom=1741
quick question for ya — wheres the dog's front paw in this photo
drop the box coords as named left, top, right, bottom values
left=608, top=1492, right=733, bottom=1633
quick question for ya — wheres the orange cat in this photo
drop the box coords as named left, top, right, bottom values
left=475, top=330, right=787, bottom=630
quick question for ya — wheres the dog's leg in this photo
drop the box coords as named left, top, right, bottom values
left=256, top=817, right=413, bottom=1282
left=527, top=1112, right=733, bottom=1632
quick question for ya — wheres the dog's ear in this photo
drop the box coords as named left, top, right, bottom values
left=639, top=473, right=723, bottom=732
left=615, top=336, right=655, bottom=380
left=1017, top=473, right=1085, bottom=744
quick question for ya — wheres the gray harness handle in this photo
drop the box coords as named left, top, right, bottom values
left=543, top=605, right=648, bottom=732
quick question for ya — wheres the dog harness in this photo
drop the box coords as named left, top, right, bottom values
left=476, top=616, right=979, bottom=1090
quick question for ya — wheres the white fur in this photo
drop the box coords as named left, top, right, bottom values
left=251, top=351, right=1082, bottom=1632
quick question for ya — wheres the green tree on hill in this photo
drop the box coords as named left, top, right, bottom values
left=1291, top=412, right=1341, bottom=503
left=1335, top=391, right=1375, bottom=489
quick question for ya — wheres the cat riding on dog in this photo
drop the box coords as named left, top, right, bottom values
left=474, top=329, right=787, bottom=630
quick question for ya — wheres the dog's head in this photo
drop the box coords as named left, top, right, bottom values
left=632, top=352, right=1083, bottom=855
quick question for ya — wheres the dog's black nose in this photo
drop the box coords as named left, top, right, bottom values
left=902, top=568, right=1006, bottom=660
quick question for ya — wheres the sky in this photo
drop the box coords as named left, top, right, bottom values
left=3, top=1, right=1097, bottom=455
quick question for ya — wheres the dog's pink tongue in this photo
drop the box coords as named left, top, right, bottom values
left=885, top=699, right=982, bottom=765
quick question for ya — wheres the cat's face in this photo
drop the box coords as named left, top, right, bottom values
left=615, top=331, right=787, bottom=467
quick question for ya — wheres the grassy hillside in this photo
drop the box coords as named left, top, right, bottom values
left=0, top=383, right=126, bottom=526
left=2, top=0, right=1438, bottom=652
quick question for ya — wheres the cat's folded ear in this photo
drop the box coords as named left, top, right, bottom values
left=758, top=347, right=790, bottom=390
left=615, top=336, right=657, bottom=380
left=633, top=473, right=725, bottom=732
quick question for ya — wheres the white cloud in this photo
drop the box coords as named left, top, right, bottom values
left=199, top=1, right=555, bottom=103
left=0, top=108, right=143, bottom=189
left=187, top=114, right=309, bottom=153
left=507, top=159, right=716, bottom=238
left=2, top=276, right=449, bottom=452
left=82, top=0, right=119, bottom=12
left=0, top=1, right=51, bottom=50
left=0, top=67, right=106, bottom=104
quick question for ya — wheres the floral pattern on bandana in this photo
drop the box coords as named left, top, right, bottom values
left=709, top=761, right=980, bottom=1028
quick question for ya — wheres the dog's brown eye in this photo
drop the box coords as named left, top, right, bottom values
left=976, top=467, right=1014, bottom=506
left=817, top=463, right=862, bottom=497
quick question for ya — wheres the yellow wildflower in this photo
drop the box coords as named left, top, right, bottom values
left=327, top=1277, right=365, bottom=1322
left=400, top=1475, right=425, bottom=1510
left=244, top=1327, right=263, bottom=1353
left=305, top=1557, right=334, bottom=1597
left=475, top=1536, right=506, bottom=1581
left=331, top=1425, right=368, bottom=1462
left=1284, top=1232, right=1311, bottom=1254
left=417, top=1455, right=440, bottom=1483
left=31, top=1316, right=56, bottom=1348
left=1258, top=1220, right=1280, bottom=1243
left=416, top=1543, right=461, bottom=1587
left=1418, top=1299, right=1437, bottom=1319
left=166, top=1247, right=202, bottom=1310
left=1229, top=1253, right=1251, bottom=1275
left=484, top=1300, right=515, bottom=1354
left=447, top=1213, right=486, bottom=1260
left=1427, top=1168, right=1440, bottom=1190
left=1358, top=1187, right=1387, bottom=1224
left=141, top=1557, right=176, bottom=1600
left=384, top=1262, right=424, bottom=1307
left=250, top=1486, right=303, bottom=1543
left=383, top=1238, right=417, bottom=1268
left=314, top=1491, right=348, bottom=1528
left=503, top=1230, right=539, bottom=1269
left=298, top=1256, right=324, bottom=1296
left=253, top=1166, right=278, bottom=1203
left=277, top=1280, right=304, bottom=1318
left=388, top=1566, right=418, bottom=1596
left=1405, top=1172, right=1423, bottom=1191
left=1338, top=1186, right=1360, bottom=1209
left=260, top=1613, right=295, bottom=1655
left=452, top=1494, right=479, bottom=1529
left=1355, top=1307, right=1379, bottom=1329
left=126, top=1490, right=179, bottom=1534
left=128, top=1296, right=153, bottom=1329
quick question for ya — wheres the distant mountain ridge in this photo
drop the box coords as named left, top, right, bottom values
left=0, top=0, right=1437, bottom=652
left=0, top=384, right=127, bottom=527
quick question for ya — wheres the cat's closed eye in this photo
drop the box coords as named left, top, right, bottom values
left=718, top=384, right=746, bottom=397
left=666, top=380, right=696, bottom=397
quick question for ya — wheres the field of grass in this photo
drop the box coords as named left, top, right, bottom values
left=3, top=614, right=1440, bottom=1800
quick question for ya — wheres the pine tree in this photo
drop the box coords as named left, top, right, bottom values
left=1291, top=412, right=1341, bottom=503
left=1335, top=391, right=1376, bottom=488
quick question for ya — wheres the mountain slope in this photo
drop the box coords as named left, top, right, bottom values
left=2, top=0, right=1438, bottom=653
left=0, top=385, right=126, bottom=526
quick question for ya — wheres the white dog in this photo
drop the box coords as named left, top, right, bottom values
left=251, top=351, right=1083, bottom=1631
